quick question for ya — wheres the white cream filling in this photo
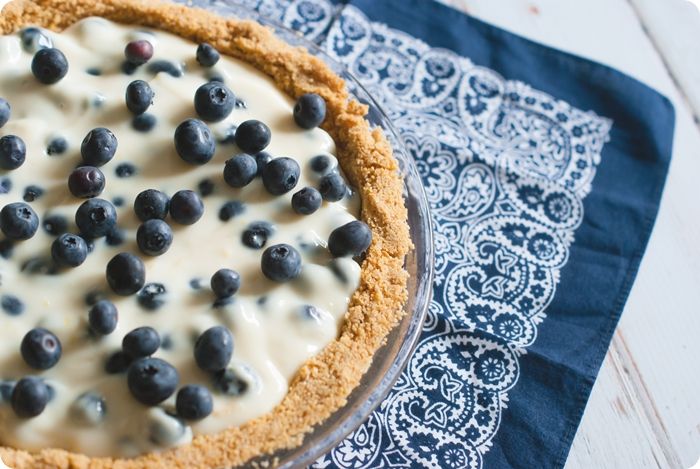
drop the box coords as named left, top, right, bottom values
left=0, top=18, right=361, bottom=457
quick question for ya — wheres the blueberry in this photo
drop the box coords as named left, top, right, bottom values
left=47, top=137, right=68, bottom=155
left=89, top=300, right=118, bottom=335
left=310, top=154, right=333, bottom=174
left=174, top=119, right=215, bottom=165
left=196, top=43, right=220, bottom=67
left=43, top=214, right=67, bottom=236
left=86, top=67, right=102, bottom=76
left=125, top=80, right=154, bottom=115
left=292, top=187, right=322, bottom=215
left=75, top=198, right=117, bottom=238
left=123, top=326, right=160, bottom=359
left=210, top=269, right=240, bottom=299
left=0, top=97, right=10, bottom=128
left=194, top=82, right=235, bottom=122
left=106, top=227, right=125, bottom=246
left=328, top=220, right=372, bottom=257
left=213, top=368, right=248, bottom=396
left=1, top=294, right=24, bottom=316
left=0, top=176, right=11, bottom=193
left=106, top=252, right=146, bottom=296
left=0, top=239, right=13, bottom=259
left=223, top=154, right=257, bottom=188
left=190, top=278, right=204, bottom=290
left=176, top=384, right=213, bottom=420
left=112, top=196, right=125, bottom=207
left=134, top=189, right=169, bottom=221
left=115, top=163, right=137, bottom=178
left=241, top=221, right=274, bottom=249
left=70, top=391, right=106, bottom=425
left=0, top=381, right=15, bottom=401
left=0, top=202, right=38, bottom=240
left=147, top=60, right=182, bottom=77
left=105, top=350, right=132, bottom=374
left=293, top=93, right=326, bottom=129
left=319, top=172, right=347, bottom=202
left=68, top=166, right=105, bottom=198
left=51, top=233, right=88, bottom=267
left=137, top=219, right=173, bottom=256
left=124, top=40, right=153, bottom=65
left=21, top=328, right=62, bottom=370
left=234, top=120, right=270, bottom=154
left=11, top=377, right=50, bottom=418
left=81, top=128, right=118, bottom=167
left=0, top=135, right=26, bottom=170
left=219, top=126, right=237, bottom=144
left=255, top=151, right=272, bottom=176
left=132, top=113, right=157, bottom=132
left=262, top=157, right=300, bottom=195
left=31, top=48, right=69, bottom=84
left=20, top=27, right=52, bottom=52
left=169, top=190, right=204, bottom=225
left=301, top=305, right=322, bottom=321
left=127, top=357, right=179, bottom=406
left=22, top=185, right=44, bottom=202
left=194, top=326, right=234, bottom=373
left=137, top=283, right=167, bottom=311
left=218, top=200, right=245, bottom=221
left=121, top=61, right=138, bottom=75
left=198, top=178, right=215, bottom=197
left=261, top=244, right=302, bottom=282
left=161, top=335, right=173, bottom=350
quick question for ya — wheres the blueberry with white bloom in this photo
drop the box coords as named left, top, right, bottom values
left=196, top=43, right=220, bottom=67
left=262, top=157, right=300, bottom=195
left=1, top=202, right=38, bottom=240
left=88, top=300, right=118, bottom=335
left=0, top=135, right=26, bottom=170
left=261, top=244, right=302, bottom=282
left=31, top=48, right=69, bottom=84
left=51, top=233, right=88, bottom=267
left=194, top=326, right=234, bottom=373
left=122, top=326, right=160, bottom=358
left=328, top=220, right=372, bottom=258
left=292, top=187, right=322, bottom=215
left=136, top=219, right=173, bottom=256
left=169, top=190, right=204, bottom=225
left=75, top=198, right=117, bottom=238
left=20, top=27, right=52, bottom=53
left=176, top=384, right=213, bottom=420
left=223, top=154, right=257, bottom=188
left=21, top=328, right=62, bottom=370
left=174, top=119, right=216, bottom=165
left=127, top=357, right=178, bottom=406
left=319, top=172, right=347, bottom=202
left=81, top=128, right=118, bottom=167
left=134, top=189, right=169, bottom=221
left=106, top=252, right=146, bottom=296
left=11, top=377, right=50, bottom=418
left=125, top=80, right=154, bottom=115
left=293, top=93, right=326, bottom=129
left=234, top=120, right=270, bottom=154
left=194, top=82, right=235, bottom=122
left=210, top=268, right=241, bottom=299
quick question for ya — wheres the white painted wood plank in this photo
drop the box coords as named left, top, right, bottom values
left=435, top=1, right=700, bottom=468
left=629, top=0, right=700, bottom=123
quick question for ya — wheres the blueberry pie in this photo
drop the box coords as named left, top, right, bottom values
left=0, top=1, right=409, bottom=467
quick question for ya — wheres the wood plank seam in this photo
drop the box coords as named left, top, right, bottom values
left=609, top=331, right=685, bottom=468
left=625, top=0, right=700, bottom=131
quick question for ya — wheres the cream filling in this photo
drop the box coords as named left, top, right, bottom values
left=0, top=18, right=360, bottom=457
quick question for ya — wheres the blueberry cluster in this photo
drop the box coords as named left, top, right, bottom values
left=0, top=32, right=374, bottom=426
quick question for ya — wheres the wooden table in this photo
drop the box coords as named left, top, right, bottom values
left=439, top=0, right=700, bottom=467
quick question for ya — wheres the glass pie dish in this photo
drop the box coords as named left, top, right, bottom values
left=185, top=2, right=434, bottom=467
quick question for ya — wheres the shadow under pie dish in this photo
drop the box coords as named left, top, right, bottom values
left=0, top=0, right=414, bottom=467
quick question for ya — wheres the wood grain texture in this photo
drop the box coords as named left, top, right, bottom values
left=437, top=0, right=700, bottom=468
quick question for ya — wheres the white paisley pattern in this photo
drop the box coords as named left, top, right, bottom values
left=190, top=1, right=612, bottom=467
